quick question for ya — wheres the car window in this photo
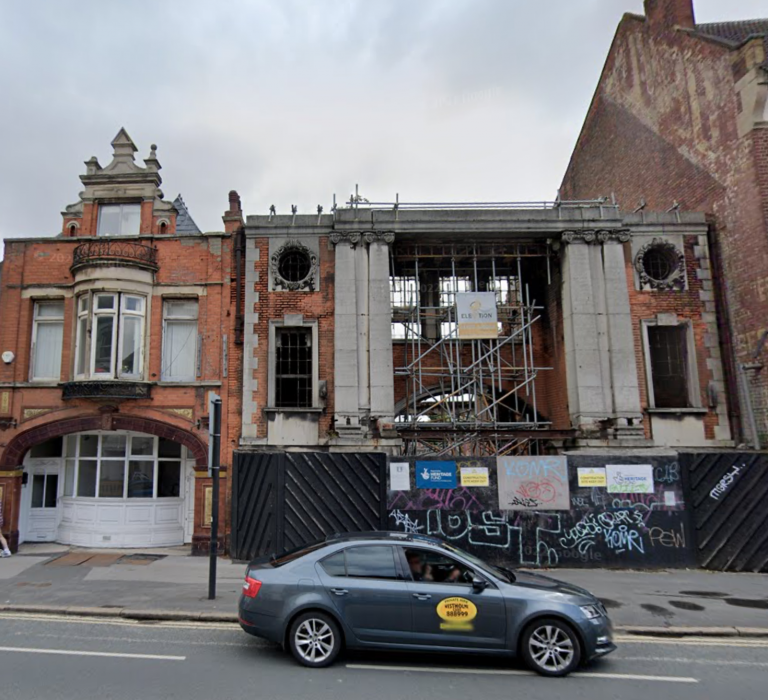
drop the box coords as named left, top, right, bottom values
left=344, top=546, right=398, bottom=580
left=320, top=551, right=346, bottom=577
left=270, top=540, right=326, bottom=567
left=404, top=547, right=473, bottom=585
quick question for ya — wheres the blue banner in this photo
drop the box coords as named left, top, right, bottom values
left=415, top=461, right=457, bottom=489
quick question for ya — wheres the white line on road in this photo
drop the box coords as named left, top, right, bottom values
left=0, top=612, right=237, bottom=631
left=620, top=656, right=768, bottom=668
left=346, top=664, right=698, bottom=683
left=0, top=646, right=186, bottom=661
left=614, top=635, right=768, bottom=648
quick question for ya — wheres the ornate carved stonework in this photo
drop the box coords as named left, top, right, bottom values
left=22, top=408, right=53, bottom=421
left=329, top=231, right=394, bottom=246
left=561, top=229, right=631, bottom=244
left=634, top=238, right=686, bottom=291
left=270, top=239, right=318, bottom=291
left=166, top=408, right=194, bottom=421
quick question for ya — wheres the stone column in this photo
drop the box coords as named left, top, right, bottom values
left=601, top=232, right=643, bottom=432
left=367, top=232, right=396, bottom=424
left=331, top=233, right=362, bottom=436
left=561, top=229, right=643, bottom=437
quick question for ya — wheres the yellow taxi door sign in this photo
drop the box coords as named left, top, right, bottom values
left=436, top=597, right=478, bottom=631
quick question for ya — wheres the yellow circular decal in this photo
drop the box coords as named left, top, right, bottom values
left=436, top=597, right=477, bottom=630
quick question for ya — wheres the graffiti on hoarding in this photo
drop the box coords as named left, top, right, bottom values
left=389, top=509, right=423, bottom=534
left=710, top=464, right=745, bottom=500
left=653, top=462, right=681, bottom=485
left=497, top=456, right=570, bottom=510
left=387, top=486, right=485, bottom=512
left=558, top=509, right=646, bottom=555
left=648, top=524, right=686, bottom=549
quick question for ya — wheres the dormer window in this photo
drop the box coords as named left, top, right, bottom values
left=97, top=203, right=141, bottom=236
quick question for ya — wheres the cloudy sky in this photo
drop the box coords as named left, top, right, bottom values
left=0, top=0, right=764, bottom=248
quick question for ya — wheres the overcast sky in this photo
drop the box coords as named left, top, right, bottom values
left=0, top=0, right=764, bottom=248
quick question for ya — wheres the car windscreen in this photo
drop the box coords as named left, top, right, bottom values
left=268, top=540, right=326, bottom=567
left=439, top=542, right=514, bottom=582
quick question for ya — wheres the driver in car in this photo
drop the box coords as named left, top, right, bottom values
left=406, top=550, right=462, bottom=583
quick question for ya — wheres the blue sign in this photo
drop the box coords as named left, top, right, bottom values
left=416, top=461, right=457, bottom=489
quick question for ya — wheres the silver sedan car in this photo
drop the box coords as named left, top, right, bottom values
left=238, top=532, right=615, bottom=676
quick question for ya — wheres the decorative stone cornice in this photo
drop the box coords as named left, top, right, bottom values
left=561, top=229, right=631, bottom=244
left=329, top=231, right=395, bottom=246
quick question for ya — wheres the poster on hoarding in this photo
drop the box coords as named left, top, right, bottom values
left=456, top=292, right=498, bottom=339
left=606, top=464, right=654, bottom=494
left=497, top=456, right=570, bottom=510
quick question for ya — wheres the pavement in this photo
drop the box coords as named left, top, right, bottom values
left=1, top=543, right=767, bottom=635
left=2, top=613, right=768, bottom=700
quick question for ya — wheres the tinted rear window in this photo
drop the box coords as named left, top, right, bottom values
left=270, top=541, right=326, bottom=567
left=345, top=546, right=397, bottom=580
left=320, top=551, right=346, bottom=577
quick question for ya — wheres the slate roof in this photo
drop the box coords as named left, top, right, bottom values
left=695, top=19, right=768, bottom=69
left=172, top=194, right=202, bottom=235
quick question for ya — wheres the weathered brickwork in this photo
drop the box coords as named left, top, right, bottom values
left=561, top=1, right=767, bottom=442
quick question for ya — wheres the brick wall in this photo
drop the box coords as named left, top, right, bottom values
left=561, top=13, right=765, bottom=440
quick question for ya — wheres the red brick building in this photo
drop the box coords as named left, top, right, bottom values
left=561, top=0, right=768, bottom=446
left=0, top=129, right=240, bottom=553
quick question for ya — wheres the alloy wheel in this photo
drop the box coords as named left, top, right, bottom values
left=527, top=624, right=575, bottom=673
left=294, top=618, right=335, bottom=664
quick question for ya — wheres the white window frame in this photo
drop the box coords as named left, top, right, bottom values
left=96, top=203, right=141, bottom=236
left=641, top=318, right=701, bottom=409
left=161, top=298, right=200, bottom=382
left=63, top=432, right=186, bottom=500
left=30, top=300, right=65, bottom=382
left=76, top=292, right=146, bottom=380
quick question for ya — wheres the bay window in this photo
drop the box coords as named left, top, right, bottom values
left=31, top=300, right=64, bottom=381
left=74, top=292, right=146, bottom=380
left=63, top=433, right=183, bottom=499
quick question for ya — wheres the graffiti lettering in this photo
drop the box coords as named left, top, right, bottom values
left=710, top=464, right=745, bottom=500
left=389, top=509, right=423, bottom=534
left=648, top=524, right=686, bottom=549
left=388, top=486, right=485, bottom=512
left=654, top=462, right=680, bottom=485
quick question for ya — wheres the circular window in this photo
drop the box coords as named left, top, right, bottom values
left=642, top=245, right=678, bottom=282
left=278, top=249, right=312, bottom=283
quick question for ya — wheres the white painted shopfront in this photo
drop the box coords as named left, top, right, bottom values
left=19, top=431, right=196, bottom=548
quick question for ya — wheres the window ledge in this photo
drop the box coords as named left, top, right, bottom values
left=156, top=381, right=221, bottom=387
left=646, top=408, right=708, bottom=415
left=264, top=407, right=323, bottom=414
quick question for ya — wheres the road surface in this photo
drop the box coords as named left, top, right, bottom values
left=1, top=612, right=766, bottom=699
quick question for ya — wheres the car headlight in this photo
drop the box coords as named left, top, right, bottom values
left=580, top=605, right=602, bottom=619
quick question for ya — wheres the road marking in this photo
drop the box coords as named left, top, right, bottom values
left=615, top=635, right=768, bottom=648
left=0, top=646, right=186, bottom=661
left=346, top=664, right=698, bottom=683
left=0, top=612, right=236, bottom=631
left=620, top=656, right=768, bottom=668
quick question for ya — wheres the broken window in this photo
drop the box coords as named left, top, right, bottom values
left=647, top=325, right=691, bottom=408
left=275, top=328, right=313, bottom=408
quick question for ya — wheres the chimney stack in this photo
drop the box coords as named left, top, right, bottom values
left=644, top=0, right=695, bottom=30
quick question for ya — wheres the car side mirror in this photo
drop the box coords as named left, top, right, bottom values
left=472, top=576, right=488, bottom=593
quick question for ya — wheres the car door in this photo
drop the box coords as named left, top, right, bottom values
left=399, top=545, right=507, bottom=649
left=316, top=544, right=413, bottom=645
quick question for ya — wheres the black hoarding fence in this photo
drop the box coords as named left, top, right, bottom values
left=387, top=454, right=695, bottom=569
left=680, top=452, right=768, bottom=573
left=231, top=451, right=387, bottom=561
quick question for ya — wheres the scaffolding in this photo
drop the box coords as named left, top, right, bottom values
left=391, top=241, right=557, bottom=457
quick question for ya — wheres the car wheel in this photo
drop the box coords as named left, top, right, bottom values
left=521, top=618, right=581, bottom=677
left=288, top=612, right=342, bottom=668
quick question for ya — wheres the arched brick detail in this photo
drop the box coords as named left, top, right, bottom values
left=0, top=414, right=208, bottom=469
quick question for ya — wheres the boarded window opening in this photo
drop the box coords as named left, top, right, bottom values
left=275, top=328, right=313, bottom=408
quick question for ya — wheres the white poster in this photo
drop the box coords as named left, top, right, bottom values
left=389, top=462, right=411, bottom=491
left=456, top=292, right=498, bottom=339
left=606, top=464, right=654, bottom=494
